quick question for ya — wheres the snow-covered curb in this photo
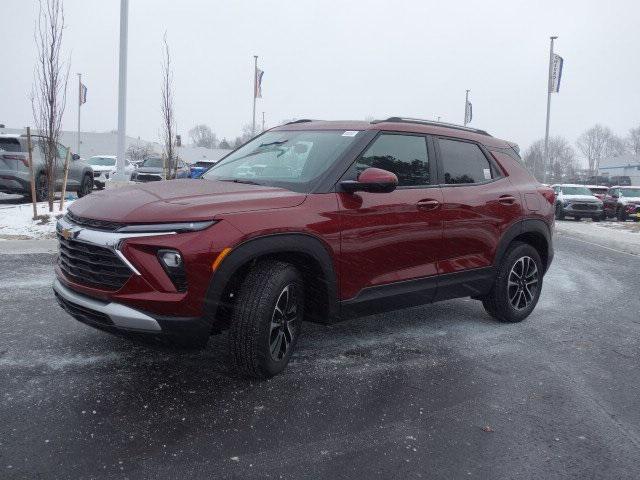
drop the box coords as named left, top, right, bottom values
left=555, top=219, right=640, bottom=256
left=0, top=200, right=72, bottom=240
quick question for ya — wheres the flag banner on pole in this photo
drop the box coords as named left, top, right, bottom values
left=80, top=83, right=88, bottom=104
left=465, top=101, right=472, bottom=124
left=255, top=69, right=264, bottom=98
left=550, top=54, right=563, bottom=93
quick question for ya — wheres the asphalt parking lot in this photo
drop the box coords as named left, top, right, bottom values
left=1, top=234, right=639, bottom=479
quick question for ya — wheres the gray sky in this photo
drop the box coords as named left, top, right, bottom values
left=3, top=0, right=639, bottom=161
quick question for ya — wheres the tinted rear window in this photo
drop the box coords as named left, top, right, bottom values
left=0, top=138, right=24, bottom=152
left=439, top=139, right=493, bottom=184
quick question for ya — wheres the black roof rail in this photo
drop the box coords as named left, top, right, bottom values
left=371, top=117, right=491, bottom=137
left=284, top=119, right=316, bottom=125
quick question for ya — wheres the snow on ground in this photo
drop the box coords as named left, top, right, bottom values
left=555, top=218, right=640, bottom=255
left=0, top=199, right=72, bottom=240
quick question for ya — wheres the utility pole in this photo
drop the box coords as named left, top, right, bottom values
left=113, top=0, right=129, bottom=183
left=252, top=55, right=258, bottom=136
left=77, top=73, right=81, bottom=155
left=262, top=111, right=265, bottom=132
left=543, top=36, right=558, bottom=184
left=463, top=89, right=470, bottom=126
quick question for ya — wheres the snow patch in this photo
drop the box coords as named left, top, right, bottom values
left=0, top=200, right=72, bottom=240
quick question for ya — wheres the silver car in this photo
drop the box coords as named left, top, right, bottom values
left=0, top=134, right=93, bottom=201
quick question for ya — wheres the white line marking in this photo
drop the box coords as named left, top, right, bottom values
left=558, top=233, right=640, bottom=258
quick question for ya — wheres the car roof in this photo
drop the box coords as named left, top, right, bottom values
left=551, top=184, right=593, bottom=187
left=0, top=134, right=22, bottom=139
left=584, top=185, right=609, bottom=189
left=615, top=185, right=638, bottom=189
left=270, top=119, right=514, bottom=149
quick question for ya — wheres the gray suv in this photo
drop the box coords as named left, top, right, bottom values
left=0, top=134, right=93, bottom=201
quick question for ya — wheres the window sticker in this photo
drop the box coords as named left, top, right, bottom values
left=342, top=131, right=359, bottom=137
left=483, top=168, right=492, bottom=180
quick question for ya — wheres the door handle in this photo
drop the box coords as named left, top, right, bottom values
left=416, top=199, right=440, bottom=211
left=498, top=195, right=516, bottom=205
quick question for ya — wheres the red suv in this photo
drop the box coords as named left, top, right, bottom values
left=53, top=118, right=555, bottom=378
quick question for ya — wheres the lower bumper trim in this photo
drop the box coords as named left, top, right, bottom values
left=53, top=279, right=162, bottom=332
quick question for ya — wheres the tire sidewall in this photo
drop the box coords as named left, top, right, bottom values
left=494, top=243, right=544, bottom=323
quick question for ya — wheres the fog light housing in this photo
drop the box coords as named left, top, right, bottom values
left=157, top=249, right=187, bottom=292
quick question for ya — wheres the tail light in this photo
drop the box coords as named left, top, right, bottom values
left=539, top=186, right=555, bottom=205
left=2, top=154, right=29, bottom=167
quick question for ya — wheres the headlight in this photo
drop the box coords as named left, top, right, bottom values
left=116, top=220, right=216, bottom=233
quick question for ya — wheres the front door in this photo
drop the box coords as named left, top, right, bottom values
left=337, top=132, right=443, bottom=304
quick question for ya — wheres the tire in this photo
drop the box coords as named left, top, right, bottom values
left=617, top=207, right=627, bottom=222
left=35, top=174, right=48, bottom=202
left=229, top=260, right=304, bottom=378
left=554, top=204, right=565, bottom=220
left=592, top=216, right=600, bottom=222
left=482, top=242, right=543, bottom=323
left=77, top=174, right=93, bottom=198
left=573, top=216, right=581, bottom=221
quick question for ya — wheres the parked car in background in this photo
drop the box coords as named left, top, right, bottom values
left=87, top=155, right=135, bottom=189
left=189, top=159, right=220, bottom=179
left=586, top=175, right=612, bottom=186
left=54, top=117, right=555, bottom=378
left=610, top=175, right=632, bottom=187
left=129, top=156, right=190, bottom=182
left=0, top=133, right=93, bottom=200
left=587, top=185, right=609, bottom=201
left=602, top=186, right=640, bottom=221
left=552, top=184, right=603, bottom=221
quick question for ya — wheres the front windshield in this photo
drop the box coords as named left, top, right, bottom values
left=561, top=186, right=592, bottom=195
left=88, top=156, right=116, bottom=167
left=203, top=130, right=361, bottom=191
left=620, top=188, right=640, bottom=197
left=142, top=157, right=164, bottom=168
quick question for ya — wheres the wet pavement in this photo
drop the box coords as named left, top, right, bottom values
left=1, top=234, right=639, bottom=479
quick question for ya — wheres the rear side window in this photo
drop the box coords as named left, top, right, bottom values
left=438, top=138, right=494, bottom=184
left=355, top=134, right=430, bottom=186
left=0, top=138, right=23, bottom=152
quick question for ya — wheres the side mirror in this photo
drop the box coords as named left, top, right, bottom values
left=340, top=167, right=398, bottom=194
left=72, top=153, right=80, bottom=161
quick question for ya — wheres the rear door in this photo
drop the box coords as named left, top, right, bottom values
left=435, top=137, right=522, bottom=284
left=337, top=132, right=443, bottom=303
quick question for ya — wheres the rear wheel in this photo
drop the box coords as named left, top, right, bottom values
left=617, top=207, right=627, bottom=222
left=573, top=216, right=582, bottom=221
left=229, top=260, right=303, bottom=378
left=592, top=216, right=600, bottom=222
left=482, top=242, right=543, bottom=323
left=77, top=174, right=93, bottom=198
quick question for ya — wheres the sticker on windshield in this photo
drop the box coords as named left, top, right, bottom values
left=342, top=131, right=359, bottom=137
left=483, top=168, right=492, bottom=180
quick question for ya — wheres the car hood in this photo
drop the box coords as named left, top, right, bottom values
left=69, top=179, right=307, bottom=223
left=621, top=196, right=640, bottom=204
left=135, top=166, right=163, bottom=174
left=91, top=165, right=115, bottom=173
left=561, top=194, right=600, bottom=202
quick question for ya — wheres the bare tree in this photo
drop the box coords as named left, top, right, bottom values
left=126, top=143, right=155, bottom=163
left=524, top=136, right=576, bottom=182
left=218, top=138, right=231, bottom=149
left=31, top=0, right=69, bottom=211
left=188, top=124, right=217, bottom=148
left=626, top=125, right=640, bottom=157
left=576, top=124, right=624, bottom=175
left=160, top=32, right=178, bottom=179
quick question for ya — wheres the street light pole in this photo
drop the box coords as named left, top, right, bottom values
left=77, top=73, right=81, bottom=155
left=113, top=0, right=129, bottom=183
left=464, top=89, right=470, bottom=126
left=543, top=36, right=558, bottom=184
left=252, top=55, right=258, bottom=136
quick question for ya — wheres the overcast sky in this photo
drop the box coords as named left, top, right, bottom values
left=3, top=0, right=639, bottom=161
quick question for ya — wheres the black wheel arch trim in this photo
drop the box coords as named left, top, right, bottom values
left=203, top=232, right=339, bottom=325
left=494, top=218, right=553, bottom=273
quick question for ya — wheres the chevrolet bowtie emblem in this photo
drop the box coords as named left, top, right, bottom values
left=60, top=228, right=76, bottom=240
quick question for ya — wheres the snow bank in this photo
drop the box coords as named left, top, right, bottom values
left=555, top=219, right=640, bottom=255
left=0, top=200, right=72, bottom=240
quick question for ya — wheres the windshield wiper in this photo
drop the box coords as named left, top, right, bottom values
left=217, top=178, right=262, bottom=185
left=259, top=140, right=287, bottom=147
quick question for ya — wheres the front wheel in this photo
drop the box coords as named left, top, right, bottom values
left=482, top=242, right=543, bottom=323
left=35, top=173, right=48, bottom=202
left=229, top=260, right=304, bottom=378
left=555, top=204, right=565, bottom=220
left=617, top=207, right=628, bottom=222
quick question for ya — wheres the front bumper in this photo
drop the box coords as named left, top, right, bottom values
left=562, top=204, right=602, bottom=217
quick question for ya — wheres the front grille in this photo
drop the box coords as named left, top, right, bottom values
left=54, top=291, right=114, bottom=327
left=572, top=203, right=597, bottom=211
left=136, top=174, right=162, bottom=182
left=57, top=235, right=132, bottom=290
left=65, top=211, right=125, bottom=232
